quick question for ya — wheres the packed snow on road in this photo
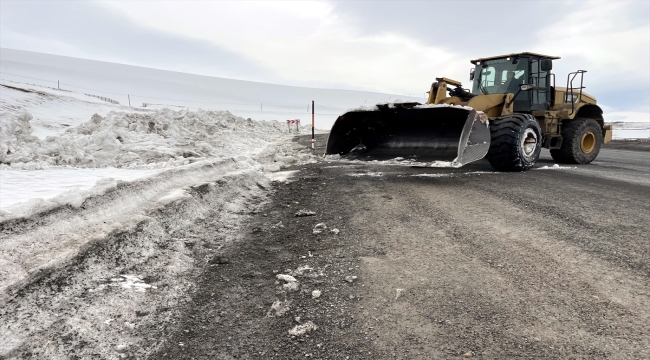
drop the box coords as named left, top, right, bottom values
left=0, top=82, right=329, bottom=357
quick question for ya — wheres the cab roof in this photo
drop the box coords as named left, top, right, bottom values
left=470, top=52, right=561, bottom=65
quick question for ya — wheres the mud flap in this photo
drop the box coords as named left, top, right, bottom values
left=325, top=105, right=490, bottom=167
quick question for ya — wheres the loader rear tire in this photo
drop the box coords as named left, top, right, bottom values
left=550, top=118, right=602, bottom=164
left=487, top=114, right=542, bottom=172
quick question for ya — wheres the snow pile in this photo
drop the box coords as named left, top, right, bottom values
left=0, top=108, right=41, bottom=164
left=0, top=78, right=335, bottom=219
left=1, top=107, right=314, bottom=169
left=0, top=84, right=147, bottom=139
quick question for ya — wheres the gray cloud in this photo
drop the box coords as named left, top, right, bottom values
left=331, top=0, right=650, bottom=111
left=0, top=0, right=273, bottom=81
left=332, top=0, right=648, bottom=55
left=1, top=0, right=648, bottom=113
left=332, top=0, right=548, bottom=55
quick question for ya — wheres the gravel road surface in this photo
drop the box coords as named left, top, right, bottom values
left=2, top=136, right=648, bottom=359
left=151, top=136, right=649, bottom=359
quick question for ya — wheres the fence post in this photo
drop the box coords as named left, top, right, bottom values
left=58, top=80, right=60, bottom=90
left=311, top=101, right=315, bottom=150
left=128, top=94, right=131, bottom=107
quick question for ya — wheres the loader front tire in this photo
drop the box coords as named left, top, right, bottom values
left=550, top=118, right=603, bottom=164
left=487, top=114, right=542, bottom=172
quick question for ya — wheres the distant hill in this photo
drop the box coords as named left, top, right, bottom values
left=0, top=48, right=425, bottom=129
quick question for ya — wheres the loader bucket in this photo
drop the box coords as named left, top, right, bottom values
left=325, top=104, right=490, bottom=167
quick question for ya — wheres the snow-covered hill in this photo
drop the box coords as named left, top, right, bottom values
left=1, top=48, right=426, bottom=130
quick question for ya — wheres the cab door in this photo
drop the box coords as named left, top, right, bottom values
left=529, top=58, right=550, bottom=110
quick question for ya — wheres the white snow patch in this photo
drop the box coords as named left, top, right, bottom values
left=156, top=189, right=192, bottom=206
left=312, top=223, right=328, bottom=234
left=267, top=300, right=291, bottom=317
left=412, top=171, right=499, bottom=178
left=295, top=209, right=316, bottom=217
left=0, top=168, right=163, bottom=209
left=412, top=173, right=454, bottom=178
left=293, top=265, right=314, bottom=276
left=288, top=321, right=317, bottom=336
left=347, top=172, right=383, bottom=177
left=536, top=164, right=577, bottom=170
left=311, top=290, right=322, bottom=299
left=276, top=274, right=298, bottom=283
left=266, top=170, right=300, bottom=182
left=114, top=275, right=155, bottom=292
left=324, top=154, right=341, bottom=160
left=283, top=282, right=300, bottom=292
left=427, top=160, right=458, bottom=168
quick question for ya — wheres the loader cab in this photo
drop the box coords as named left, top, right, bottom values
left=470, top=52, right=560, bottom=112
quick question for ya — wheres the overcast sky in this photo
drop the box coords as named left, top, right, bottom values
left=1, top=0, right=648, bottom=116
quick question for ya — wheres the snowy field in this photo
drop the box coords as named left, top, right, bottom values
left=609, top=121, right=650, bottom=140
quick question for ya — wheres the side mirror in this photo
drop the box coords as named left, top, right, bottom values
left=540, top=59, right=553, bottom=72
left=469, top=68, right=475, bottom=81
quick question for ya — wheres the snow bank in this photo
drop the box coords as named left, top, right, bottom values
left=1, top=90, right=321, bottom=214
left=0, top=158, right=271, bottom=300
left=0, top=106, right=313, bottom=169
left=0, top=108, right=41, bottom=164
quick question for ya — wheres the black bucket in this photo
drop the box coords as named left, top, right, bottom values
left=325, top=105, right=490, bottom=166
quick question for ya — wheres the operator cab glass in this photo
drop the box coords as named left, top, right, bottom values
left=471, top=55, right=552, bottom=111
left=471, top=57, right=528, bottom=95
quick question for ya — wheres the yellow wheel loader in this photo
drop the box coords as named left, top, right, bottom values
left=325, top=52, right=612, bottom=171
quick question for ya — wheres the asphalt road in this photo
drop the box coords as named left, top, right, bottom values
left=150, top=136, right=649, bottom=359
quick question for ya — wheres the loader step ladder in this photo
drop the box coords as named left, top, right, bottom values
left=566, top=70, right=587, bottom=115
